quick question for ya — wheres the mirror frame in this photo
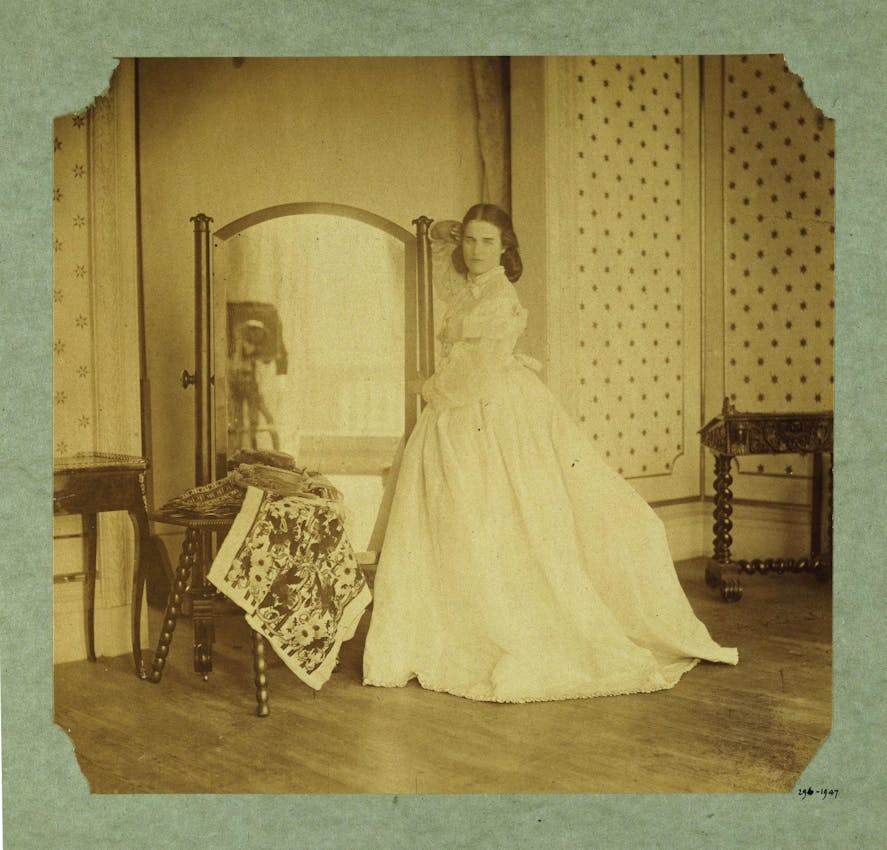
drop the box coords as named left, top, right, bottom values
left=189, top=203, right=433, bottom=486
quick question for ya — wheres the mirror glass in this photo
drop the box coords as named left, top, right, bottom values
left=212, top=213, right=408, bottom=549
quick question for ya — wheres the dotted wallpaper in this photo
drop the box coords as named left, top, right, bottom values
left=53, top=111, right=97, bottom=457
left=722, top=54, right=835, bottom=479
left=552, top=55, right=692, bottom=481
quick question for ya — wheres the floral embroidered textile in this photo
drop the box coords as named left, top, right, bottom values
left=209, top=485, right=371, bottom=690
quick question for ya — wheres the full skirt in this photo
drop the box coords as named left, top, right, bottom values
left=362, top=365, right=738, bottom=703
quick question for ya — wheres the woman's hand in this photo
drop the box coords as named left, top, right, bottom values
left=430, top=219, right=462, bottom=243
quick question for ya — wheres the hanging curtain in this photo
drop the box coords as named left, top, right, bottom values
left=471, top=57, right=511, bottom=212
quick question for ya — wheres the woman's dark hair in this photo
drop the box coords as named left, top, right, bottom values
left=451, top=203, right=523, bottom=283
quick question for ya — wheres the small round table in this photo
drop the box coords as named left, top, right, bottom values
left=147, top=511, right=270, bottom=717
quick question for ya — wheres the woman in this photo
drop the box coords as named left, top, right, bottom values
left=362, top=203, right=737, bottom=703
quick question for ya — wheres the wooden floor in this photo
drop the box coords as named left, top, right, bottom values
left=53, top=558, right=831, bottom=794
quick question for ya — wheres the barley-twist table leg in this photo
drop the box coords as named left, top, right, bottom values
left=149, top=527, right=197, bottom=683
left=252, top=629, right=270, bottom=717
left=705, top=453, right=742, bottom=602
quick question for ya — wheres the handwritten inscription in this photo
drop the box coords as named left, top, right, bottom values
left=797, top=787, right=839, bottom=799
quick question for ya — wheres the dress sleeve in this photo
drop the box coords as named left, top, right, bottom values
left=461, top=295, right=528, bottom=341
left=421, top=289, right=529, bottom=410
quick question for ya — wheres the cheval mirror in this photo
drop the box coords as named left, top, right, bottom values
left=187, top=203, right=434, bottom=561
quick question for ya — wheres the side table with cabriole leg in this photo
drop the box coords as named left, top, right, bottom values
left=699, top=398, right=833, bottom=602
left=53, top=453, right=153, bottom=677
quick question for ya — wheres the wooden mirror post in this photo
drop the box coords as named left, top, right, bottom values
left=185, top=212, right=218, bottom=676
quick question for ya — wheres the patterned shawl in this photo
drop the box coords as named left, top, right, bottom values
left=204, top=475, right=371, bottom=690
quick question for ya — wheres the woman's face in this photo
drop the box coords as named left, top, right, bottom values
left=461, top=219, right=504, bottom=277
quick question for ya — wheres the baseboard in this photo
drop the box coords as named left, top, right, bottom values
left=655, top=499, right=813, bottom=562
left=358, top=500, right=812, bottom=575
left=654, top=501, right=707, bottom=562
left=53, top=580, right=148, bottom=665
left=51, top=500, right=810, bottom=662
left=718, top=500, right=815, bottom=561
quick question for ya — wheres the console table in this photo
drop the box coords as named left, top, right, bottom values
left=53, top=453, right=151, bottom=676
left=699, top=399, right=833, bottom=601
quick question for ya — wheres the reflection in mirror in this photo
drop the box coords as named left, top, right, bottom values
left=213, top=213, right=409, bottom=549
left=226, top=300, right=286, bottom=451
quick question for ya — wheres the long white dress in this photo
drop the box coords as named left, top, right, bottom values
left=362, top=252, right=737, bottom=703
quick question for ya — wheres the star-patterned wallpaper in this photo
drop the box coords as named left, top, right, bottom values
left=53, top=110, right=97, bottom=457
left=550, top=55, right=694, bottom=482
left=52, top=63, right=146, bottom=662
left=545, top=55, right=834, bottom=495
left=722, top=54, right=835, bottom=481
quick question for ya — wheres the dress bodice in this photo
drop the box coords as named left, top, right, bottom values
left=437, top=266, right=526, bottom=355
left=421, top=239, right=533, bottom=409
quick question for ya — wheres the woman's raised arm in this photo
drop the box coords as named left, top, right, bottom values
left=429, top=219, right=462, bottom=243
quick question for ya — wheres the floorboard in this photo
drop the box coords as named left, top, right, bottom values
left=53, top=558, right=831, bottom=794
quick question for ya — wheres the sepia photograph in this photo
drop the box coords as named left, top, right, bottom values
left=50, top=54, right=834, bottom=795
left=2, top=1, right=884, bottom=844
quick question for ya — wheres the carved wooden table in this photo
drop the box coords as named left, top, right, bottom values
left=147, top=511, right=270, bottom=716
left=699, top=399, right=833, bottom=601
left=53, top=453, right=151, bottom=677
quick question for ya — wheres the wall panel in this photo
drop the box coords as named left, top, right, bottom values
left=546, top=55, right=703, bottom=503
left=719, top=54, right=835, bottom=505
